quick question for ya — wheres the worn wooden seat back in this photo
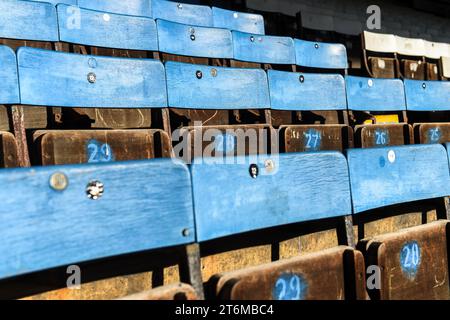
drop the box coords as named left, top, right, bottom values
left=346, top=76, right=412, bottom=148
left=424, top=41, right=449, bottom=80
left=362, top=31, right=398, bottom=79
left=395, top=36, right=426, bottom=80
left=0, top=159, right=203, bottom=299
left=191, top=152, right=365, bottom=300
left=442, top=56, right=450, bottom=80
left=17, top=47, right=170, bottom=166
left=347, top=144, right=450, bottom=299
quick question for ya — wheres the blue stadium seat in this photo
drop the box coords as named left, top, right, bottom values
left=346, top=76, right=412, bottom=148
left=0, top=158, right=203, bottom=299
left=33, top=0, right=76, bottom=6
left=57, top=4, right=158, bottom=51
left=0, top=45, right=20, bottom=105
left=212, top=7, right=265, bottom=35
left=77, top=0, right=152, bottom=17
left=294, top=39, right=348, bottom=70
left=404, top=80, right=450, bottom=144
left=152, top=0, right=213, bottom=27
left=348, top=144, right=450, bottom=299
left=191, top=152, right=365, bottom=300
left=268, top=70, right=352, bottom=152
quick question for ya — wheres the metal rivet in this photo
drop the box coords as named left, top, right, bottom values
left=265, top=159, right=275, bottom=173
left=182, top=228, right=190, bottom=237
left=388, top=150, right=396, bottom=163
left=249, top=164, right=259, bottom=179
left=196, top=70, right=203, bottom=79
left=368, top=79, right=373, bottom=87
left=211, top=68, right=217, bottom=77
left=177, top=3, right=183, bottom=9
left=299, top=75, right=305, bottom=83
left=314, top=43, right=319, bottom=49
left=49, top=172, right=68, bottom=191
left=103, top=13, right=110, bottom=22
left=250, top=36, right=255, bottom=42
left=87, top=72, right=96, bottom=84
left=233, top=12, right=239, bottom=18
left=88, top=58, right=97, bottom=68
left=422, top=82, right=426, bottom=89
left=190, top=34, right=196, bottom=41
left=86, top=180, right=104, bottom=200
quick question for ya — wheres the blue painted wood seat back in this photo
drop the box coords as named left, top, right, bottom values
left=232, top=31, right=296, bottom=65
left=152, top=0, right=213, bottom=27
left=157, top=20, right=233, bottom=59
left=268, top=70, right=346, bottom=111
left=0, top=159, right=195, bottom=280
left=191, top=152, right=352, bottom=242
left=17, top=47, right=167, bottom=108
left=0, top=0, right=58, bottom=41
left=165, top=61, right=270, bottom=110
left=212, top=7, right=265, bottom=35
left=347, top=144, right=450, bottom=214
left=77, top=0, right=152, bottom=17
left=446, top=144, right=450, bottom=167
left=346, top=76, right=407, bottom=112
left=57, top=5, right=158, bottom=51
left=0, top=45, right=20, bottom=105
left=34, top=0, right=76, bottom=5
left=404, top=80, right=450, bottom=112
left=294, top=39, right=348, bottom=70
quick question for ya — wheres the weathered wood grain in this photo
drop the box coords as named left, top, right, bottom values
left=77, top=0, right=152, bottom=17
left=152, top=0, right=213, bottom=27
left=0, top=45, right=20, bottom=105
left=294, top=39, right=348, bottom=69
left=404, top=80, right=450, bottom=111
left=212, top=7, right=264, bottom=35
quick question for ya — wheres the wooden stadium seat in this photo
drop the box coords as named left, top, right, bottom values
left=424, top=41, right=449, bottom=80
left=118, top=283, right=197, bottom=300
left=442, top=56, right=450, bottom=79
left=0, top=132, right=19, bottom=168
left=346, top=76, right=412, bottom=148
left=348, top=144, right=450, bottom=299
left=77, top=0, right=152, bottom=17
left=17, top=47, right=169, bottom=166
left=268, top=70, right=352, bottom=152
left=0, top=159, right=203, bottom=299
left=56, top=4, right=160, bottom=130
left=404, top=80, right=450, bottom=144
left=362, top=31, right=398, bottom=79
left=395, top=36, right=426, bottom=80
left=165, top=61, right=271, bottom=160
left=212, top=7, right=265, bottom=35
left=190, top=152, right=365, bottom=300
left=152, top=0, right=213, bottom=27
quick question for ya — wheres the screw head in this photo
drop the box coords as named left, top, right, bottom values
left=87, top=72, right=96, bottom=84
left=88, top=58, right=97, bottom=68
left=233, top=12, right=239, bottom=18
left=190, top=34, right=196, bottom=41
left=86, top=180, right=104, bottom=200
left=264, top=159, right=275, bottom=173
left=211, top=68, right=218, bottom=77
left=177, top=3, right=183, bottom=9
left=299, top=75, right=305, bottom=83
left=49, top=172, right=68, bottom=191
left=250, top=36, right=255, bottom=42
left=182, top=228, right=190, bottom=237
left=314, top=43, right=319, bottom=49
left=196, top=70, right=203, bottom=79
left=249, top=164, right=259, bottom=179
left=368, top=79, right=373, bottom=87
left=422, top=82, right=427, bottom=89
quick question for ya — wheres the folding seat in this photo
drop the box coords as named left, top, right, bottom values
left=362, top=31, right=398, bottom=79
left=152, top=0, right=213, bottom=27
left=348, top=144, right=450, bottom=299
left=442, top=56, right=450, bottom=80
left=424, top=41, right=449, bottom=80
left=404, top=80, right=450, bottom=144
left=56, top=4, right=160, bottom=130
left=165, top=61, right=271, bottom=161
left=77, top=0, right=152, bottom=17
left=212, top=7, right=265, bottom=35
left=395, top=36, right=426, bottom=80
left=0, top=159, right=203, bottom=300
left=346, top=76, right=412, bottom=148
left=17, top=47, right=170, bottom=166
left=190, top=152, right=366, bottom=300
left=0, top=0, right=61, bottom=149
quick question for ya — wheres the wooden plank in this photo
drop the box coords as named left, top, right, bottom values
left=211, top=246, right=366, bottom=300
left=191, top=152, right=352, bottom=242
left=152, top=0, right=213, bottom=27
left=363, top=221, right=449, bottom=300
left=282, top=125, right=352, bottom=152
left=346, top=76, right=406, bottom=112
left=212, top=7, right=264, bottom=35
left=347, top=144, right=450, bottom=214
left=0, top=131, right=19, bottom=168
left=363, top=31, right=396, bottom=53
left=401, top=59, right=425, bottom=80
left=294, top=39, right=348, bottom=69
left=18, top=47, right=167, bottom=108
left=57, top=5, right=158, bottom=51
left=424, top=41, right=448, bottom=60
left=415, top=123, right=450, bottom=144
left=166, top=61, right=270, bottom=110
left=232, top=31, right=295, bottom=65
left=0, top=0, right=58, bottom=41
left=157, top=20, right=233, bottom=59
left=268, top=70, right=346, bottom=111
left=0, top=159, right=195, bottom=280
left=118, top=283, right=197, bottom=300
left=34, top=129, right=171, bottom=165
left=0, top=45, right=20, bottom=105
left=356, top=124, right=411, bottom=148
left=369, top=57, right=396, bottom=79
left=395, top=36, right=426, bottom=57
left=77, top=0, right=152, bottom=17
left=404, top=80, right=450, bottom=111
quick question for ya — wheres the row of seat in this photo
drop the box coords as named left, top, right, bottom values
left=0, top=143, right=449, bottom=300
